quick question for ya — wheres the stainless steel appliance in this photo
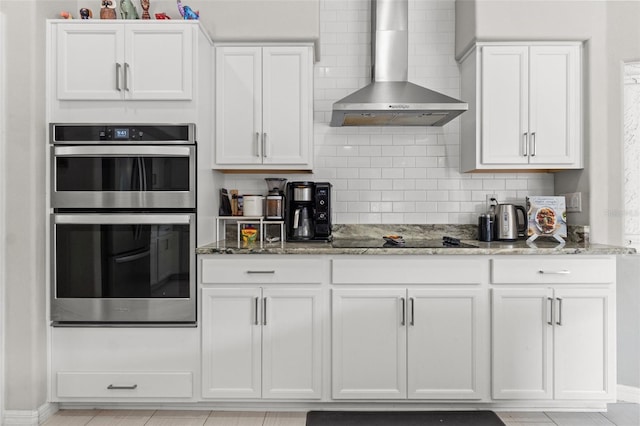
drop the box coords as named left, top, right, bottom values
left=494, top=203, right=527, bottom=241
left=50, top=124, right=197, bottom=325
left=51, top=124, right=195, bottom=209
left=330, top=0, right=467, bottom=126
left=285, top=182, right=332, bottom=241
left=52, top=213, right=195, bottom=324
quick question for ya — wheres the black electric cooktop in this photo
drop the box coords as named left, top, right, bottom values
left=331, top=237, right=478, bottom=249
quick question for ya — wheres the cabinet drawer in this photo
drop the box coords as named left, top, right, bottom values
left=56, top=372, right=193, bottom=398
left=332, top=257, right=484, bottom=284
left=201, top=258, right=323, bottom=284
left=491, top=257, right=615, bottom=284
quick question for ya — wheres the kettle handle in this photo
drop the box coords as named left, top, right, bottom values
left=516, top=205, right=528, bottom=234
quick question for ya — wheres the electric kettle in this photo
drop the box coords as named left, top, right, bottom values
left=494, top=204, right=527, bottom=240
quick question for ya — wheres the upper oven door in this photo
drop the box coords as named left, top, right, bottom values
left=52, top=145, right=196, bottom=209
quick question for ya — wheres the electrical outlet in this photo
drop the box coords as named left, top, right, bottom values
left=563, top=192, right=582, bottom=213
left=485, top=194, right=498, bottom=212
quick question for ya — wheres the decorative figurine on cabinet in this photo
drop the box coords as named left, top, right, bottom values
left=79, top=8, right=93, bottom=19
left=177, top=0, right=199, bottom=19
left=120, top=0, right=140, bottom=19
left=155, top=12, right=171, bottom=19
left=60, top=11, right=73, bottom=19
left=140, top=0, right=151, bottom=19
left=100, top=0, right=117, bottom=19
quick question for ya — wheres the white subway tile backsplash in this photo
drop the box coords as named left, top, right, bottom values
left=227, top=0, right=554, bottom=225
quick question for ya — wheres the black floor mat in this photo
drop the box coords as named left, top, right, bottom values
left=306, top=410, right=506, bottom=426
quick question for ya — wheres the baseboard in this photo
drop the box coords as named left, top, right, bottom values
left=2, top=402, right=58, bottom=426
left=617, top=384, right=640, bottom=403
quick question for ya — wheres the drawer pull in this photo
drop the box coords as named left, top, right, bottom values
left=107, top=384, right=138, bottom=390
left=538, top=269, right=571, bottom=275
left=246, top=270, right=275, bottom=274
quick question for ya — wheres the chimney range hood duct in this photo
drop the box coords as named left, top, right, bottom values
left=330, top=0, right=468, bottom=127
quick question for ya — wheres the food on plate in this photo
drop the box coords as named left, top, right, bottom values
left=536, top=207, right=556, bottom=233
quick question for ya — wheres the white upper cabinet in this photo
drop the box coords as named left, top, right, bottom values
left=214, top=45, right=313, bottom=170
left=460, top=42, right=582, bottom=172
left=53, top=21, right=195, bottom=101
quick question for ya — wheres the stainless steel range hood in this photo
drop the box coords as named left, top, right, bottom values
left=330, top=0, right=468, bottom=127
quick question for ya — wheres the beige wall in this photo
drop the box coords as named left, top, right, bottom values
left=455, top=0, right=640, bottom=245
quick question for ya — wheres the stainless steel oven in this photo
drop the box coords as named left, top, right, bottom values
left=51, top=124, right=196, bottom=209
left=49, top=124, right=197, bottom=326
left=51, top=213, right=195, bottom=324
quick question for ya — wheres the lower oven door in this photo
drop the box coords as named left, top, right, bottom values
left=51, top=213, right=196, bottom=325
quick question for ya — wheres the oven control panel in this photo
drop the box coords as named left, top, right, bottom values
left=50, top=124, right=195, bottom=144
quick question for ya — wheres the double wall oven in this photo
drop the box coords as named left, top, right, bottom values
left=50, top=124, right=197, bottom=325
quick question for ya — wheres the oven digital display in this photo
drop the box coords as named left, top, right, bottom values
left=114, top=128, right=129, bottom=139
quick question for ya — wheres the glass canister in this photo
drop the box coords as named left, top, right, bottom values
left=266, top=194, right=284, bottom=220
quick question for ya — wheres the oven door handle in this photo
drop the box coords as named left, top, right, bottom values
left=54, top=213, right=193, bottom=225
left=53, top=145, right=193, bottom=157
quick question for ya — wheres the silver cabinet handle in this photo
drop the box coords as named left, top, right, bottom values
left=409, top=297, right=415, bottom=326
left=539, top=269, right=571, bottom=275
left=124, top=63, right=130, bottom=91
left=115, top=63, right=122, bottom=91
left=255, top=132, right=261, bottom=157
left=556, top=297, right=563, bottom=326
left=254, top=297, right=260, bottom=325
left=263, top=297, right=267, bottom=326
left=108, top=384, right=137, bottom=390
left=523, top=133, right=528, bottom=156
left=400, top=298, right=406, bottom=326
left=547, top=297, right=554, bottom=325
left=263, top=133, right=268, bottom=158
left=246, top=270, right=275, bottom=274
left=531, top=132, right=536, bottom=156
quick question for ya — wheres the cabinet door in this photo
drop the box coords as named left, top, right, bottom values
left=480, top=45, right=529, bottom=165
left=408, top=289, right=483, bottom=399
left=528, top=45, right=581, bottom=166
left=125, top=24, right=194, bottom=100
left=262, top=288, right=322, bottom=399
left=55, top=24, right=124, bottom=100
left=492, top=288, right=553, bottom=399
left=553, top=288, right=614, bottom=400
left=262, top=46, right=312, bottom=165
left=201, top=288, right=261, bottom=398
left=332, top=288, right=407, bottom=399
left=215, top=46, right=263, bottom=165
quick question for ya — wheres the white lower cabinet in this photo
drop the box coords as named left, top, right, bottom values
left=51, top=327, right=199, bottom=402
left=332, top=288, right=484, bottom=400
left=201, top=287, right=322, bottom=399
left=491, top=257, right=615, bottom=401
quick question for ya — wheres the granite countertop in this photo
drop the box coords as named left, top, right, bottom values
left=197, top=224, right=637, bottom=256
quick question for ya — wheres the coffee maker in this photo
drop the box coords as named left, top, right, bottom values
left=286, top=182, right=332, bottom=241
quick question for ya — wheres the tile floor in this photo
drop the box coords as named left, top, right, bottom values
left=41, top=403, right=640, bottom=426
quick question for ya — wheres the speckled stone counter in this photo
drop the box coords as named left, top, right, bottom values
left=197, top=224, right=636, bottom=256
